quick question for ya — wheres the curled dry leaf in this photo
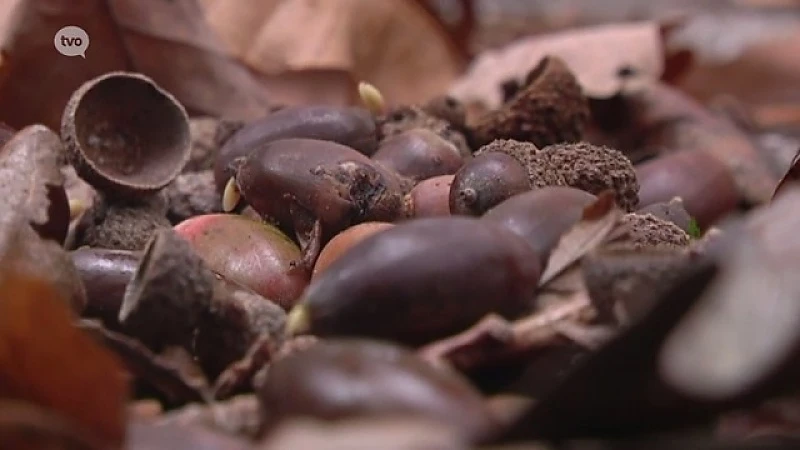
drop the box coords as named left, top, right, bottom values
left=538, top=191, right=623, bottom=286
left=449, top=21, right=668, bottom=113
left=417, top=291, right=604, bottom=374
left=0, top=272, right=128, bottom=449
left=498, top=258, right=720, bottom=441
left=0, top=0, right=272, bottom=130
left=200, top=0, right=463, bottom=107
left=77, top=320, right=210, bottom=406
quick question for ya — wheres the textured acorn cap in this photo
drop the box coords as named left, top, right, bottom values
left=472, top=56, right=589, bottom=148
left=61, top=72, right=191, bottom=200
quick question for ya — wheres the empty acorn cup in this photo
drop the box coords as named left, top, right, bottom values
left=61, top=71, right=191, bottom=200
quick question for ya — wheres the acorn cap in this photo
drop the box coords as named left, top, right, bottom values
left=61, top=72, right=191, bottom=200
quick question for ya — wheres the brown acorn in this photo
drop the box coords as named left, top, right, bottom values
left=61, top=72, right=191, bottom=200
left=371, top=129, right=463, bottom=183
left=636, top=150, right=740, bottom=228
left=482, top=187, right=597, bottom=264
left=312, top=222, right=395, bottom=279
left=71, top=248, right=140, bottom=330
left=213, top=106, right=379, bottom=193
left=227, top=138, right=405, bottom=268
left=287, top=217, right=541, bottom=345
left=173, top=214, right=310, bottom=311
left=450, top=152, right=531, bottom=216
left=472, top=56, right=590, bottom=148
left=404, top=174, right=454, bottom=218
left=378, top=105, right=471, bottom=158
left=257, top=339, right=497, bottom=442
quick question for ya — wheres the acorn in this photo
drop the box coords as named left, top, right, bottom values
left=636, top=149, right=740, bottom=228
left=173, top=214, right=309, bottom=310
left=472, top=56, right=590, bottom=148
left=71, top=193, right=171, bottom=251
left=256, top=339, right=496, bottom=442
left=286, top=217, right=542, bottom=345
left=312, top=222, right=395, bottom=279
left=482, top=187, right=597, bottom=265
left=61, top=72, right=191, bottom=200
left=450, top=152, right=531, bottom=216
left=0, top=125, right=70, bottom=244
left=371, top=129, right=463, bottom=183
left=378, top=105, right=471, bottom=159
left=404, top=174, right=454, bottom=218
left=213, top=106, right=379, bottom=193
left=118, top=229, right=286, bottom=379
left=71, top=248, right=140, bottom=331
left=226, top=138, right=405, bottom=268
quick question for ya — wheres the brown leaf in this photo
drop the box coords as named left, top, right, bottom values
left=0, top=0, right=272, bottom=130
left=660, top=186, right=800, bottom=403
left=200, top=0, right=463, bottom=107
left=538, top=192, right=623, bottom=286
left=450, top=21, right=668, bottom=112
left=78, top=320, right=210, bottom=407
left=0, top=271, right=129, bottom=448
left=417, top=291, right=602, bottom=373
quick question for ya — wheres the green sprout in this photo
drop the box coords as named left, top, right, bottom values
left=687, top=218, right=702, bottom=239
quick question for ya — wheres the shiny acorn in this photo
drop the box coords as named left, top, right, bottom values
left=482, top=186, right=597, bottom=265
left=404, top=174, right=454, bottom=218
left=214, top=105, right=379, bottom=193
left=450, top=152, right=531, bottom=216
left=257, top=339, right=497, bottom=442
left=287, top=217, right=542, bottom=345
left=225, top=138, right=405, bottom=268
left=174, top=214, right=310, bottom=310
left=371, top=129, right=463, bottom=183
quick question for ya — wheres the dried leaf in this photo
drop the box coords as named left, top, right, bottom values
left=0, top=0, right=272, bottom=130
left=450, top=21, right=668, bottom=112
left=418, top=291, right=601, bottom=373
left=660, top=187, right=800, bottom=402
left=500, top=261, right=719, bottom=441
left=77, top=320, right=211, bottom=407
left=200, top=0, right=463, bottom=106
left=0, top=272, right=129, bottom=448
left=772, top=147, right=800, bottom=200
left=538, top=192, right=622, bottom=286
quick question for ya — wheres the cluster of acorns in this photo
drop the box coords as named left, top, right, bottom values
left=0, top=55, right=758, bottom=447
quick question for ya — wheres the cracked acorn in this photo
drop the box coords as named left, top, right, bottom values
left=222, top=138, right=405, bottom=269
